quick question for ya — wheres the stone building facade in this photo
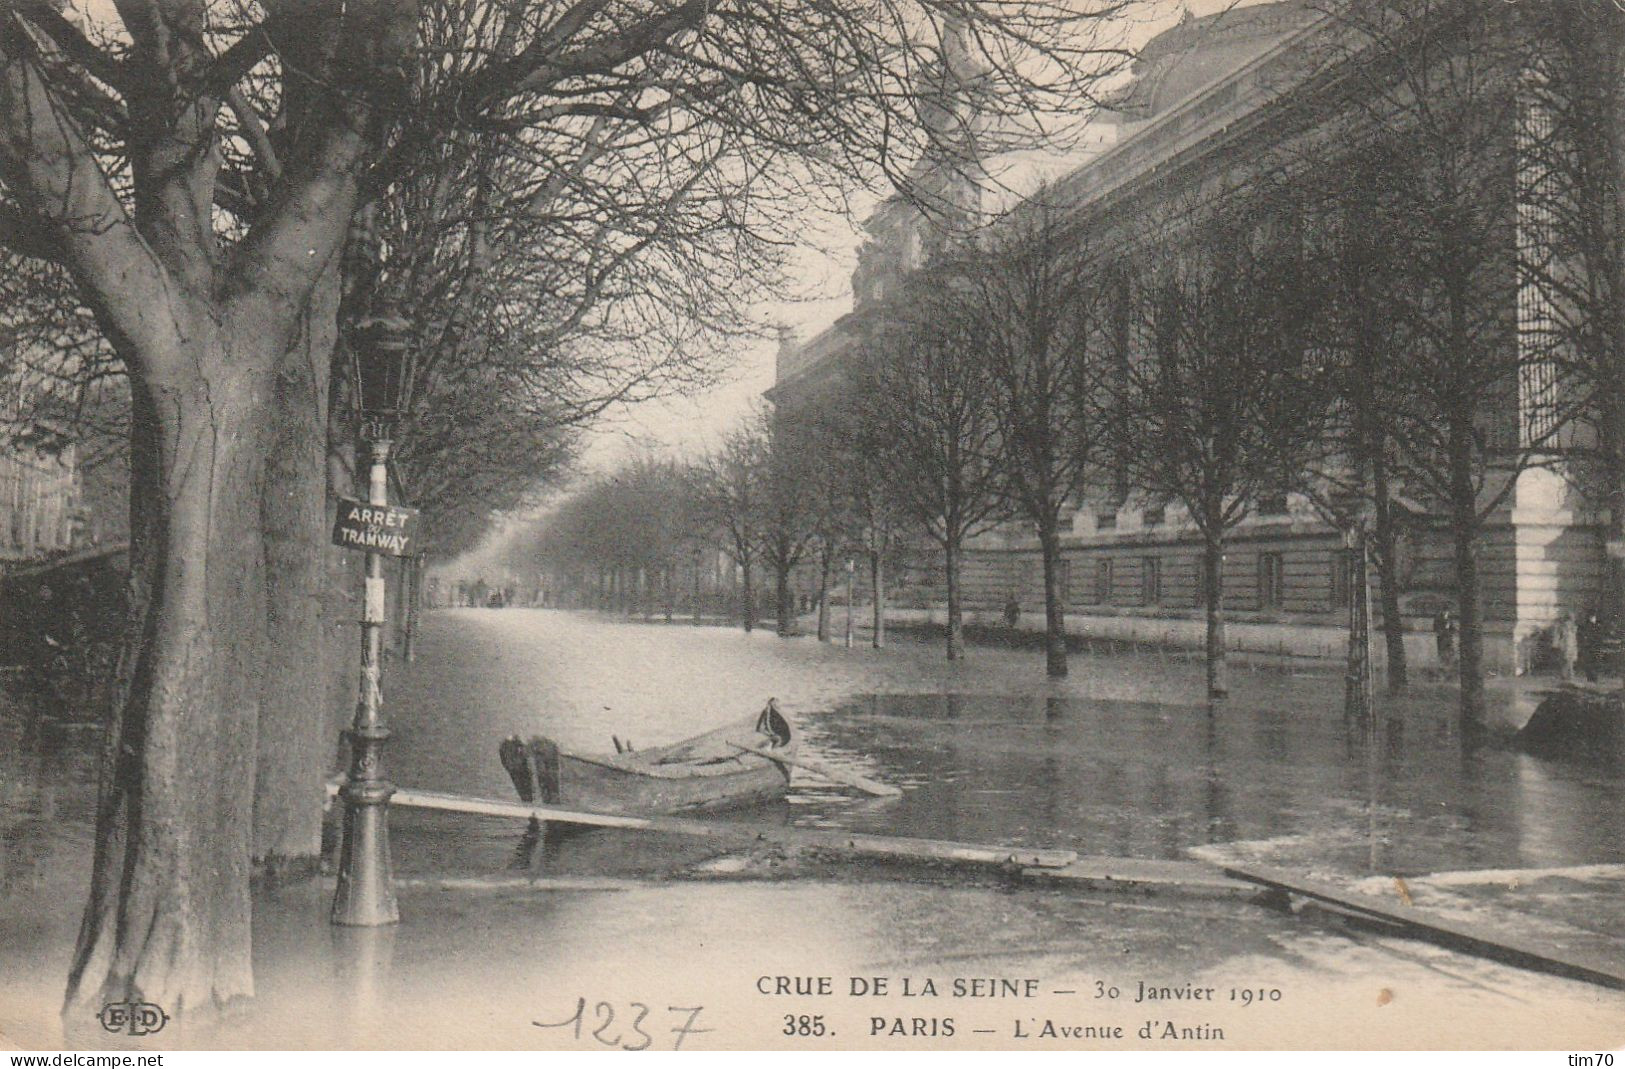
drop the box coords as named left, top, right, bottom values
left=769, top=0, right=1612, bottom=673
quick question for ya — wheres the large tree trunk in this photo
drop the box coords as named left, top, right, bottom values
left=1203, top=533, right=1227, bottom=700
left=1038, top=522, right=1068, bottom=678
left=740, top=558, right=755, bottom=633
left=945, top=542, right=964, bottom=661
left=67, top=340, right=275, bottom=1020
left=255, top=272, right=339, bottom=879
left=870, top=550, right=886, bottom=649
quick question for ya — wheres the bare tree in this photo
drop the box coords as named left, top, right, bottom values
left=859, top=284, right=1008, bottom=661
left=1113, top=200, right=1327, bottom=700
left=1322, top=0, right=1585, bottom=727
left=391, top=367, right=578, bottom=562
left=949, top=190, right=1106, bottom=677
left=1295, top=140, right=1417, bottom=693
left=700, top=415, right=768, bottom=633
left=847, top=408, right=910, bottom=650
left=781, top=401, right=860, bottom=643
left=757, top=412, right=822, bottom=636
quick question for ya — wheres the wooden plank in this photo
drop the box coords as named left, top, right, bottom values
left=338, top=783, right=1078, bottom=870
left=392, top=787, right=656, bottom=830
left=1024, top=856, right=1258, bottom=899
left=805, top=830, right=1075, bottom=869
left=1224, top=863, right=1625, bottom=992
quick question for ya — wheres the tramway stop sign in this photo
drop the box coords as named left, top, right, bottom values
left=332, top=498, right=420, bottom=557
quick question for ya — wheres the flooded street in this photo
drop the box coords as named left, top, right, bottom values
left=389, top=608, right=1625, bottom=878
left=3, top=607, right=1624, bottom=1050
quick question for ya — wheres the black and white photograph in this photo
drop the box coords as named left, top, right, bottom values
left=0, top=0, right=1622, bottom=1055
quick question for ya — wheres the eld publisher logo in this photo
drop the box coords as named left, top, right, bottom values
left=99, top=1001, right=169, bottom=1037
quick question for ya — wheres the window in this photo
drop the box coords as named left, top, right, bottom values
left=1258, top=492, right=1288, bottom=516
left=1095, top=510, right=1117, bottom=531
left=1142, top=505, right=1165, bottom=527
left=1141, top=557, right=1162, bottom=606
left=1258, top=552, right=1285, bottom=610
left=1095, top=559, right=1114, bottom=604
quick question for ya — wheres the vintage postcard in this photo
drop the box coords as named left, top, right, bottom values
left=2, top=0, right=1624, bottom=1057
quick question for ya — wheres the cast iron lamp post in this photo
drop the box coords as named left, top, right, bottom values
left=332, top=309, right=412, bottom=927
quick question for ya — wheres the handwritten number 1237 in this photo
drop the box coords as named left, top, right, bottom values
left=534, top=997, right=710, bottom=1050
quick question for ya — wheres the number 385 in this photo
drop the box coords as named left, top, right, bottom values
left=784, top=1014, right=827, bottom=1037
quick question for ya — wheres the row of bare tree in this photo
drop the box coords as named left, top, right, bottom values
left=521, top=1, right=1625, bottom=749
left=850, top=0, right=1625, bottom=734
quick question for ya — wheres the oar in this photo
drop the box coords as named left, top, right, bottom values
left=727, top=740, right=902, bottom=798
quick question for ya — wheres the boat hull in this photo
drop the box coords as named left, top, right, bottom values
left=501, top=706, right=795, bottom=816
left=556, top=749, right=792, bottom=815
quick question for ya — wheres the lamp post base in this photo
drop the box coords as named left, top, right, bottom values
left=331, top=779, right=399, bottom=927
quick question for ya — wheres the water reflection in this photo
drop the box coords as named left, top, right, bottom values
left=796, top=692, right=1621, bottom=877
left=330, top=924, right=396, bottom=1034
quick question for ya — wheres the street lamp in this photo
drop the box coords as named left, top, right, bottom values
left=349, top=313, right=412, bottom=443
left=332, top=309, right=412, bottom=927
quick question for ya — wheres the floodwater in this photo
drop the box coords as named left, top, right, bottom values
left=386, top=608, right=1625, bottom=880
left=2, top=607, right=1623, bottom=1051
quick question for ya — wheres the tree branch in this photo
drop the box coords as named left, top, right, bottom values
left=470, top=0, right=709, bottom=103
left=202, top=18, right=275, bottom=98
left=0, top=16, right=170, bottom=362
left=14, top=1, right=127, bottom=95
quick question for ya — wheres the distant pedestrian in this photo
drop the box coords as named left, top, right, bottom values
left=1577, top=609, right=1602, bottom=684
left=1433, top=608, right=1456, bottom=669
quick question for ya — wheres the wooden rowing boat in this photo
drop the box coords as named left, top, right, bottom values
left=499, top=699, right=795, bottom=815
